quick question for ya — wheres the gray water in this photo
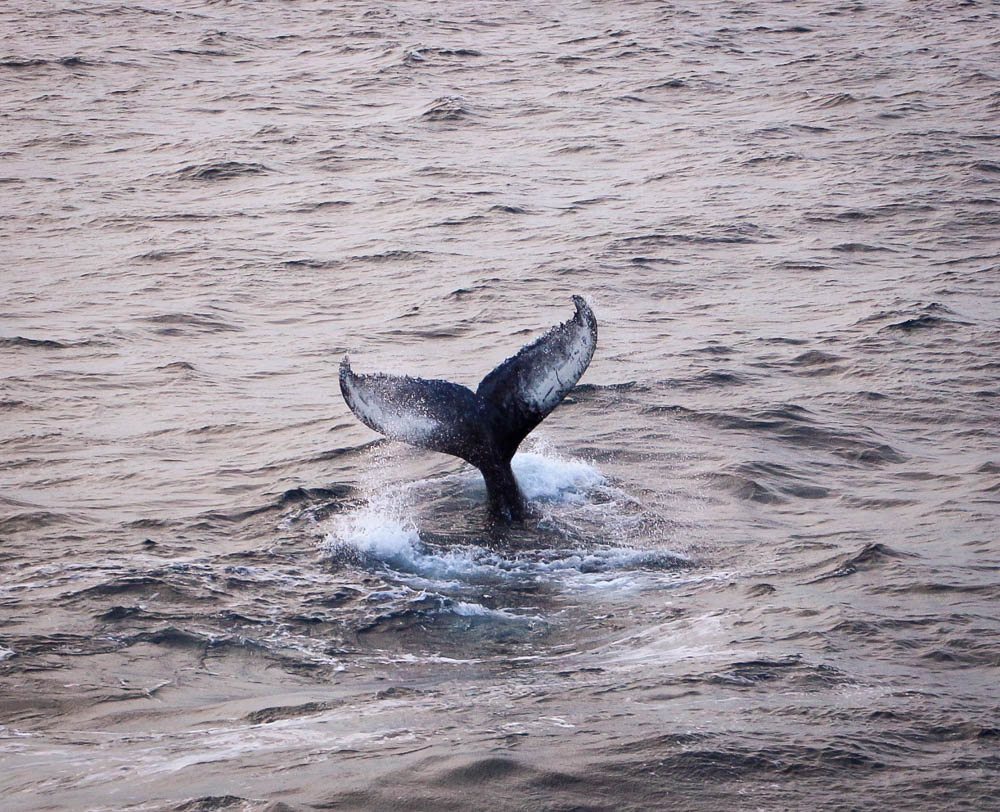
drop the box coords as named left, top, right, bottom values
left=2, top=1, right=999, bottom=810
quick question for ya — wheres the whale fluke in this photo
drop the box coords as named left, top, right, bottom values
left=339, top=295, right=598, bottom=522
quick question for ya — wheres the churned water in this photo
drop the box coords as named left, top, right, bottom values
left=1, top=1, right=999, bottom=810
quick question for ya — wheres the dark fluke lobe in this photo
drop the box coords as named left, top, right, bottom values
left=339, top=296, right=598, bottom=522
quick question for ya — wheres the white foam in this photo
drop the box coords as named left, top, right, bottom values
left=511, top=449, right=606, bottom=502
left=325, top=525, right=688, bottom=590
left=324, top=491, right=493, bottom=582
left=449, top=444, right=607, bottom=506
left=0, top=645, right=14, bottom=662
left=329, top=501, right=421, bottom=561
left=450, top=601, right=544, bottom=623
left=322, top=443, right=689, bottom=601
left=325, top=448, right=424, bottom=563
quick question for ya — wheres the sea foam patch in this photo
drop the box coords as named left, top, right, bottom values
left=512, top=449, right=607, bottom=502
left=329, top=500, right=421, bottom=560
left=323, top=445, right=688, bottom=598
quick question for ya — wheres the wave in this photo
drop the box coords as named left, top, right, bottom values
left=421, top=95, right=473, bottom=121
left=0, top=55, right=87, bottom=69
left=174, top=161, right=269, bottom=181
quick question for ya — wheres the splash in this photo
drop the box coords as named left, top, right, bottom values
left=322, top=443, right=687, bottom=598
left=511, top=447, right=607, bottom=502
left=326, top=444, right=609, bottom=561
left=325, top=490, right=422, bottom=565
left=322, top=442, right=426, bottom=562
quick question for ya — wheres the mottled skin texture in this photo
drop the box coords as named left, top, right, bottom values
left=340, top=296, right=598, bottom=523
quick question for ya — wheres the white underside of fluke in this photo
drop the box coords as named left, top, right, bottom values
left=340, top=370, right=440, bottom=445
left=517, top=313, right=596, bottom=415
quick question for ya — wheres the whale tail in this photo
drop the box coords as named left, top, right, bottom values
left=339, top=296, right=598, bottom=522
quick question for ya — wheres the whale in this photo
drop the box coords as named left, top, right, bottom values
left=339, top=295, right=598, bottom=522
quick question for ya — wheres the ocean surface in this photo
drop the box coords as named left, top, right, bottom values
left=2, top=1, right=999, bottom=809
